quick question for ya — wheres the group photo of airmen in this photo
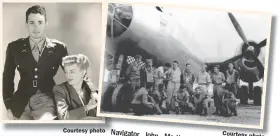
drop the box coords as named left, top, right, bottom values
left=102, top=54, right=240, bottom=117
left=2, top=3, right=103, bottom=120
left=100, top=4, right=269, bottom=127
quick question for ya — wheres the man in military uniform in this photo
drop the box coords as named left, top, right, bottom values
left=182, top=63, right=195, bottom=96
left=196, top=64, right=212, bottom=94
left=174, top=85, right=194, bottom=114
left=131, top=84, right=162, bottom=115
left=211, top=65, right=226, bottom=115
left=225, top=62, right=240, bottom=97
left=3, top=5, right=68, bottom=120
left=126, top=54, right=143, bottom=95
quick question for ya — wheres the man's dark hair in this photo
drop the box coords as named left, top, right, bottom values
left=186, top=63, right=191, bottom=66
left=164, top=63, right=171, bottom=68
left=26, top=5, right=47, bottom=23
left=213, top=65, right=220, bottom=69
left=180, top=84, right=186, bottom=89
left=146, top=83, right=153, bottom=90
left=173, top=60, right=178, bottom=64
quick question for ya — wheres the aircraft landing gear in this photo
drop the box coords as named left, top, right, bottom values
left=239, top=86, right=249, bottom=105
left=111, top=83, right=133, bottom=112
left=101, top=84, right=115, bottom=111
left=253, top=86, right=262, bottom=106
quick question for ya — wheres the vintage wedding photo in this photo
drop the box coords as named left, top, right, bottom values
left=1, top=2, right=104, bottom=123
left=97, top=3, right=272, bottom=128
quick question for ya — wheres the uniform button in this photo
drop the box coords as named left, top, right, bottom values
left=35, top=68, right=38, bottom=71
left=34, top=75, right=38, bottom=78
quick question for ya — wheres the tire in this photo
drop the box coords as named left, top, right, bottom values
left=253, top=86, right=262, bottom=106
left=111, top=84, right=124, bottom=112
left=239, top=86, right=249, bottom=105
left=101, top=85, right=115, bottom=111
left=111, top=84, right=132, bottom=112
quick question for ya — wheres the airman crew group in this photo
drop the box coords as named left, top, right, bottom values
left=125, top=55, right=240, bottom=117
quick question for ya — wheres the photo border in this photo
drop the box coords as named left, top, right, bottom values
left=0, top=0, right=106, bottom=124
left=96, top=0, right=273, bottom=129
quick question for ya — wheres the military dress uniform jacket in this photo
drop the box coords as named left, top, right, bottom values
left=3, top=37, right=68, bottom=118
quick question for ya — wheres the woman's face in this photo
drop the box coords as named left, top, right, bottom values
left=64, top=64, right=85, bottom=86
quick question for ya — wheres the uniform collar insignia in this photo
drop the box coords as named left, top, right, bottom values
left=45, top=37, right=56, bottom=48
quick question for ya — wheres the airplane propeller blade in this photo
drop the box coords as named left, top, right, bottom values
left=228, top=12, right=265, bottom=79
left=256, top=39, right=267, bottom=48
left=228, top=12, right=249, bottom=45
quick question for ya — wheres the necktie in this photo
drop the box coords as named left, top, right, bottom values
left=32, top=43, right=40, bottom=62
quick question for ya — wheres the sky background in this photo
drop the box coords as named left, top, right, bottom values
left=162, top=7, right=270, bottom=62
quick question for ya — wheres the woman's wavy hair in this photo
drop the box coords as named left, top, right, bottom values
left=62, top=54, right=90, bottom=72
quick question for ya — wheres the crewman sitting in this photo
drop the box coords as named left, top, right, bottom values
left=193, top=86, right=215, bottom=116
left=221, top=90, right=238, bottom=117
left=131, top=84, right=162, bottom=116
left=174, top=85, right=194, bottom=114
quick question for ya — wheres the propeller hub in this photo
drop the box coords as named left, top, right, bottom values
left=247, top=45, right=255, bottom=52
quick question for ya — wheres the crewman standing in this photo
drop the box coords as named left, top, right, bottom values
left=166, top=60, right=181, bottom=112
left=211, top=65, right=226, bottom=115
left=196, top=64, right=212, bottom=93
left=126, top=54, right=143, bottom=94
left=225, top=62, right=240, bottom=97
left=142, top=59, right=156, bottom=88
left=3, top=5, right=68, bottom=120
left=182, top=63, right=195, bottom=96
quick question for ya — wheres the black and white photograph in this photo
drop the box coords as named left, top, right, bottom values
left=97, top=3, right=272, bottom=128
left=1, top=2, right=104, bottom=122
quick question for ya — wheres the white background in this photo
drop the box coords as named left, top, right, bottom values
left=1, top=0, right=279, bottom=135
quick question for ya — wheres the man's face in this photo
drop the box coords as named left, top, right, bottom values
left=228, top=63, right=234, bottom=69
left=201, top=65, right=207, bottom=72
left=136, top=57, right=141, bottom=63
left=146, top=61, right=152, bottom=67
left=172, top=62, right=178, bottom=68
left=186, top=65, right=191, bottom=72
left=214, top=67, right=219, bottom=73
left=179, top=88, right=185, bottom=92
left=26, top=13, right=47, bottom=39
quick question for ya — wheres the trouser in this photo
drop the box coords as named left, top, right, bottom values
left=175, top=101, right=194, bottom=112
left=221, top=98, right=237, bottom=116
left=154, top=80, right=163, bottom=91
left=166, top=81, right=180, bottom=110
left=226, top=83, right=238, bottom=97
left=18, top=90, right=56, bottom=120
left=132, top=95, right=162, bottom=116
left=213, top=84, right=225, bottom=114
left=132, top=103, right=156, bottom=115
left=130, top=78, right=141, bottom=94
left=185, top=83, right=194, bottom=96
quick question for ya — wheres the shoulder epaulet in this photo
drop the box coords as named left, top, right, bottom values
left=8, top=38, right=26, bottom=46
left=11, top=38, right=25, bottom=43
left=50, top=39, right=66, bottom=46
left=16, top=38, right=26, bottom=41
